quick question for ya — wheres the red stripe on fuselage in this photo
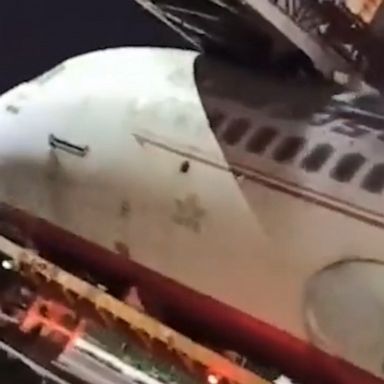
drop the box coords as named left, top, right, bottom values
left=0, top=204, right=381, bottom=384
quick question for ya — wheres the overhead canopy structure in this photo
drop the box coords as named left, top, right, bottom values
left=346, top=0, right=382, bottom=22
left=134, top=0, right=384, bottom=89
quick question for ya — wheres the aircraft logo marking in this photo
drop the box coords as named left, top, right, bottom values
left=172, top=194, right=205, bottom=233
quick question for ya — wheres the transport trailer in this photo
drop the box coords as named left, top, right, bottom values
left=0, top=235, right=277, bottom=384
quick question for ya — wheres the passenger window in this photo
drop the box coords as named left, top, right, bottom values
left=207, top=110, right=225, bottom=133
left=273, top=136, right=305, bottom=163
left=223, top=118, right=251, bottom=145
left=246, top=126, right=278, bottom=154
left=362, top=164, right=384, bottom=193
left=301, top=144, right=334, bottom=172
left=331, top=153, right=366, bottom=182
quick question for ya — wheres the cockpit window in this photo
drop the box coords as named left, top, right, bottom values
left=273, top=136, right=305, bottom=163
left=362, top=164, right=384, bottom=193
left=331, top=153, right=366, bottom=182
left=301, top=144, right=334, bottom=172
left=223, top=118, right=251, bottom=145
left=350, top=93, right=384, bottom=115
left=207, top=110, right=225, bottom=133
left=246, top=126, right=278, bottom=154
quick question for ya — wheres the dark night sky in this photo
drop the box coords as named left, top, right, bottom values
left=0, top=0, right=189, bottom=93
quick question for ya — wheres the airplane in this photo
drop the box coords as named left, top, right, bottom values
left=0, top=46, right=384, bottom=384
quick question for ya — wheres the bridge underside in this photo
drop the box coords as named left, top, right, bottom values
left=134, top=0, right=384, bottom=90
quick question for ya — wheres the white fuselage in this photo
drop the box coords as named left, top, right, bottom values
left=1, top=47, right=384, bottom=381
